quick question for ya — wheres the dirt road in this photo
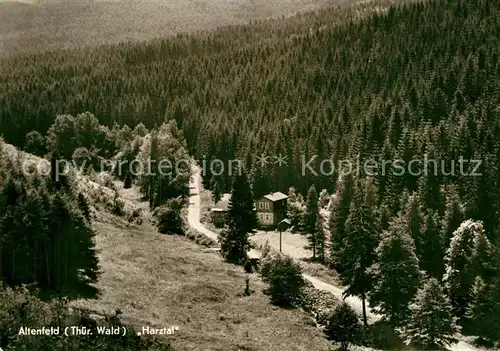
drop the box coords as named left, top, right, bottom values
left=187, top=167, right=478, bottom=351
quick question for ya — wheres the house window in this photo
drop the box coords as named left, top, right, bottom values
left=258, top=201, right=270, bottom=210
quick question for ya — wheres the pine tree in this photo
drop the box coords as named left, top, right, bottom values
left=404, top=193, right=424, bottom=267
left=420, top=209, right=445, bottom=278
left=305, top=185, right=319, bottom=259
left=443, top=220, right=483, bottom=320
left=441, top=185, right=464, bottom=250
left=337, top=177, right=379, bottom=326
left=370, top=214, right=421, bottom=326
left=315, top=213, right=326, bottom=263
left=329, top=173, right=355, bottom=271
left=218, top=167, right=257, bottom=264
left=287, top=190, right=305, bottom=231
left=318, top=189, right=330, bottom=209
left=405, top=278, right=457, bottom=350
left=466, top=276, right=500, bottom=343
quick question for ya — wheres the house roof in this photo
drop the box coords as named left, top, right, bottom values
left=211, top=193, right=231, bottom=212
left=262, top=192, right=288, bottom=202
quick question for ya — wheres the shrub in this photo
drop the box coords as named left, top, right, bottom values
left=244, top=260, right=253, bottom=274
left=107, top=191, right=125, bottom=216
left=127, top=208, right=143, bottom=224
left=265, top=255, right=304, bottom=308
left=300, top=285, right=340, bottom=325
left=324, top=302, right=362, bottom=351
left=24, top=130, right=47, bottom=156
left=153, top=198, right=184, bottom=235
left=78, top=192, right=92, bottom=221
left=185, top=228, right=217, bottom=247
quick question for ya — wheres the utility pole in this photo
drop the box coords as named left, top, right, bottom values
left=279, top=226, right=282, bottom=253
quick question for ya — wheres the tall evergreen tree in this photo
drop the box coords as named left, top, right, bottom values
left=404, top=193, right=424, bottom=261
left=329, top=173, right=355, bottom=272
left=443, top=220, right=483, bottom=320
left=315, top=213, right=326, bottom=263
left=441, top=185, right=464, bottom=250
left=218, top=167, right=257, bottom=264
left=338, top=177, right=379, bottom=325
left=466, top=276, right=500, bottom=343
left=420, top=209, right=445, bottom=278
left=305, top=184, right=319, bottom=259
left=370, top=214, right=421, bottom=326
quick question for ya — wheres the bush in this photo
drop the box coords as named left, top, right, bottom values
left=185, top=228, right=217, bottom=247
left=153, top=198, right=184, bottom=235
left=78, top=192, right=92, bottom=221
left=244, top=260, right=253, bottom=274
left=107, top=191, right=125, bottom=216
left=127, top=208, right=143, bottom=224
left=24, top=130, right=47, bottom=156
left=363, top=320, right=403, bottom=350
left=300, top=285, right=340, bottom=325
left=324, top=302, right=362, bottom=351
left=265, top=255, right=305, bottom=308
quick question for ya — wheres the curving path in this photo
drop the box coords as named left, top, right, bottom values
left=187, top=167, right=478, bottom=351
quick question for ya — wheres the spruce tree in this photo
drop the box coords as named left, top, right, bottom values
left=338, top=177, right=379, bottom=325
left=218, top=167, right=257, bottom=264
left=315, top=213, right=326, bottom=263
left=467, top=276, right=500, bottom=343
left=329, top=173, right=355, bottom=272
left=305, top=184, right=319, bottom=259
left=403, top=193, right=429, bottom=270
left=443, top=220, right=483, bottom=320
left=287, top=189, right=305, bottom=231
left=441, top=185, right=464, bottom=250
left=370, top=214, right=421, bottom=326
left=420, top=209, right=445, bottom=278
left=405, top=278, right=457, bottom=350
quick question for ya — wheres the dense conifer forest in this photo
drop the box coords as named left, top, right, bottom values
left=2, top=0, right=500, bottom=348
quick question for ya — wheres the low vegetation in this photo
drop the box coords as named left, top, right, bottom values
left=0, top=286, right=169, bottom=351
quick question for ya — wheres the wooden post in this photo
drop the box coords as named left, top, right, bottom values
left=279, top=227, right=282, bottom=253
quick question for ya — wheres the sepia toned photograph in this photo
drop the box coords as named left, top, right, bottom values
left=1, top=0, right=499, bottom=350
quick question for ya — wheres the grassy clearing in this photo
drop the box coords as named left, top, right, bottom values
left=71, top=212, right=332, bottom=350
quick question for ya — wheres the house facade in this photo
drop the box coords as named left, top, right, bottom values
left=255, top=192, right=288, bottom=227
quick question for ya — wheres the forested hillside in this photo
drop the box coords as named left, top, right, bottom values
left=2, top=0, right=500, bottom=230
left=2, top=0, right=500, bottom=348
